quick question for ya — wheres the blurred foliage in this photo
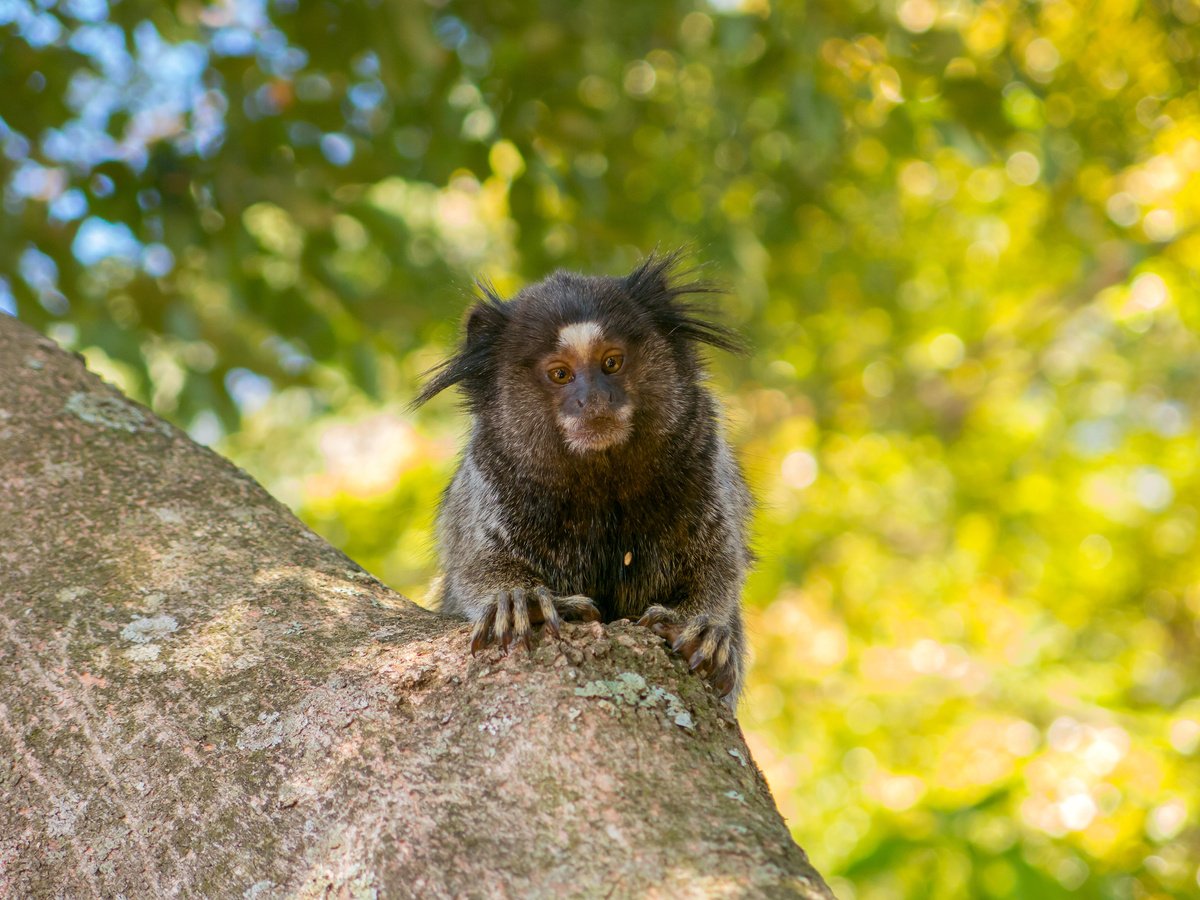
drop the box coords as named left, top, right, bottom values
left=5, top=0, right=1200, bottom=896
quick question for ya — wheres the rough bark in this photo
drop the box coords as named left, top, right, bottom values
left=0, top=313, right=833, bottom=899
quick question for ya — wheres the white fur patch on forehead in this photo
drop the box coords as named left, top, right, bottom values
left=557, top=321, right=604, bottom=356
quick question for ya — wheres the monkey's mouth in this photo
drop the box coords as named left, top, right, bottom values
left=559, top=413, right=632, bottom=454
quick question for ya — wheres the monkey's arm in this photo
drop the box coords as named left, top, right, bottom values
left=636, top=463, right=751, bottom=702
left=436, top=456, right=599, bottom=653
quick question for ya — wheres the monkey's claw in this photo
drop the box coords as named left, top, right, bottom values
left=636, top=606, right=739, bottom=698
left=470, top=587, right=600, bottom=655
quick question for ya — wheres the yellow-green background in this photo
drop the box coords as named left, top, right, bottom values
left=4, top=0, right=1199, bottom=896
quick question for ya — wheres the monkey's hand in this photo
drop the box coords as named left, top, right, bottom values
left=471, top=587, right=601, bottom=655
left=636, top=605, right=739, bottom=698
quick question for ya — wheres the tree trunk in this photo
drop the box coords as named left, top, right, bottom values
left=0, top=314, right=833, bottom=899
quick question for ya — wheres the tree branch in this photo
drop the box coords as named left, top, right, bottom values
left=0, top=314, right=833, bottom=898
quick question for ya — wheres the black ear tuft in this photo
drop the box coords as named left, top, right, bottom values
left=624, top=249, right=746, bottom=355
left=464, top=279, right=509, bottom=349
left=411, top=280, right=510, bottom=409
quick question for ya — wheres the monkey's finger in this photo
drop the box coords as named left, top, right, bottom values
left=492, top=590, right=513, bottom=652
left=693, top=627, right=731, bottom=677
left=687, top=646, right=713, bottom=676
left=677, top=634, right=707, bottom=672
left=533, top=587, right=561, bottom=639
left=708, top=631, right=732, bottom=673
left=636, top=605, right=672, bottom=628
left=470, top=603, right=499, bottom=656
left=651, top=621, right=683, bottom=646
left=712, top=662, right=737, bottom=698
left=671, top=615, right=709, bottom=654
left=557, top=595, right=601, bottom=622
left=511, top=588, right=533, bottom=654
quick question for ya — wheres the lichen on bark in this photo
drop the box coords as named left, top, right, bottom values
left=0, top=314, right=833, bottom=899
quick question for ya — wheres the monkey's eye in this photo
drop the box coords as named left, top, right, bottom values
left=601, top=354, right=624, bottom=374
left=547, top=366, right=574, bottom=385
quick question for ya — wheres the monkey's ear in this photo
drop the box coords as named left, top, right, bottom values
left=463, top=281, right=509, bottom=350
left=625, top=250, right=746, bottom=355
left=411, top=281, right=510, bottom=408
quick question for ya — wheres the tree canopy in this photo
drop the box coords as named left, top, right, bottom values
left=4, top=0, right=1200, bottom=897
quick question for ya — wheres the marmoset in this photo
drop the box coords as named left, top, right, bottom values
left=414, top=253, right=752, bottom=702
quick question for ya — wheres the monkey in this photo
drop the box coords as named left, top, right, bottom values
left=412, top=252, right=753, bottom=703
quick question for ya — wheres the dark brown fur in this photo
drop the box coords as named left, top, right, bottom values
left=414, top=252, right=752, bottom=702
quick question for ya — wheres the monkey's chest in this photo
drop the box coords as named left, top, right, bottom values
left=523, top=510, right=685, bottom=621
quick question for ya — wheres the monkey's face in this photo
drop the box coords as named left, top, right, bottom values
left=418, top=260, right=728, bottom=469
left=537, top=320, right=634, bottom=454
